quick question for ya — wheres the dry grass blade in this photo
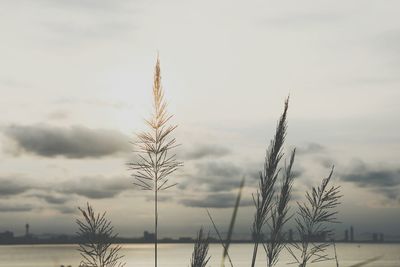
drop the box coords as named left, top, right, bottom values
left=287, top=167, right=342, bottom=267
left=333, top=241, right=339, bottom=267
left=190, top=227, right=211, bottom=267
left=221, top=177, right=245, bottom=267
left=251, top=97, right=289, bottom=267
left=76, top=203, right=125, bottom=267
left=265, top=149, right=296, bottom=267
left=206, top=209, right=234, bottom=267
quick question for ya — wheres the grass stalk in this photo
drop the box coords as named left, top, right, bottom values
left=128, top=56, right=182, bottom=267
left=76, top=203, right=125, bottom=267
left=265, top=149, right=296, bottom=267
left=190, top=227, right=211, bottom=267
left=251, top=97, right=289, bottom=267
left=221, top=177, right=245, bottom=267
left=286, top=167, right=342, bottom=267
left=206, top=209, right=234, bottom=267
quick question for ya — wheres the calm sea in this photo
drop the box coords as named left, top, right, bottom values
left=0, top=243, right=398, bottom=267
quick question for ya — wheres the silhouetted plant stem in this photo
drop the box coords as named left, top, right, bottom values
left=251, top=97, right=289, bottom=267
left=190, top=228, right=211, bottom=267
left=333, top=241, right=339, bottom=267
left=76, top=203, right=125, bottom=267
left=265, top=149, right=296, bottom=267
left=286, top=167, right=341, bottom=267
left=128, top=56, right=182, bottom=267
left=221, top=177, right=244, bottom=267
left=155, top=183, right=158, bottom=267
left=206, top=209, right=234, bottom=267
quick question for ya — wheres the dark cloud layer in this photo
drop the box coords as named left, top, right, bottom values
left=0, top=174, right=130, bottom=200
left=180, top=193, right=253, bottom=208
left=179, top=161, right=245, bottom=193
left=0, top=177, right=31, bottom=196
left=199, top=162, right=241, bottom=178
left=183, top=144, right=230, bottom=160
left=3, top=124, right=129, bottom=158
left=342, top=169, right=400, bottom=188
left=0, top=204, right=34, bottom=212
left=58, top=176, right=129, bottom=199
left=55, top=205, right=78, bottom=214
left=340, top=163, right=400, bottom=201
left=30, top=193, right=70, bottom=204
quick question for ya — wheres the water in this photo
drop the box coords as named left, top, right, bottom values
left=0, top=243, right=398, bottom=267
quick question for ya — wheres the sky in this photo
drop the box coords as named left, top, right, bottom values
left=0, top=0, right=399, bottom=240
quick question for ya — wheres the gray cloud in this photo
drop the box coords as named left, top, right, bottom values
left=183, top=144, right=231, bottom=160
left=178, top=162, right=245, bottom=193
left=340, top=162, right=400, bottom=201
left=30, top=193, right=70, bottom=204
left=198, top=161, right=242, bottom=178
left=0, top=177, right=31, bottom=197
left=3, top=124, right=130, bottom=158
left=342, top=169, right=400, bottom=188
left=0, top=174, right=130, bottom=201
left=0, top=204, right=34, bottom=212
left=180, top=193, right=253, bottom=208
left=55, top=205, right=78, bottom=214
left=58, top=176, right=129, bottom=199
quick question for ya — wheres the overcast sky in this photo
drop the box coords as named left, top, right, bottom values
left=0, top=0, right=399, bottom=239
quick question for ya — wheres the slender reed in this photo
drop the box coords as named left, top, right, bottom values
left=251, top=97, right=289, bottom=267
left=190, top=227, right=211, bottom=267
left=333, top=241, right=339, bottom=267
left=76, top=203, right=125, bottom=267
left=264, top=149, right=296, bottom=267
left=222, top=178, right=244, bottom=267
left=128, top=56, right=182, bottom=267
left=206, top=209, right=234, bottom=267
left=286, top=167, right=341, bottom=267
left=206, top=177, right=244, bottom=267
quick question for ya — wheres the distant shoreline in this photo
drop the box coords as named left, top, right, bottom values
left=0, top=240, right=399, bottom=245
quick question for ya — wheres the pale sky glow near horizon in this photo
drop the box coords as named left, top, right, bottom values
left=0, top=0, right=400, bottom=240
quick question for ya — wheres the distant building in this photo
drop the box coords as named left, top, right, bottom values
left=0, top=231, right=14, bottom=243
left=143, top=231, right=155, bottom=242
left=344, top=230, right=349, bottom=242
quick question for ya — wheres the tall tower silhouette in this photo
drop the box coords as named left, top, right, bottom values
left=25, top=223, right=29, bottom=237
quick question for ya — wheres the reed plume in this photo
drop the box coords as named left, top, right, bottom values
left=128, top=56, right=182, bottom=267
left=265, top=148, right=296, bottom=267
left=76, top=203, right=125, bottom=267
left=286, top=167, right=341, bottom=267
left=190, top=227, right=211, bottom=267
left=251, top=97, right=289, bottom=267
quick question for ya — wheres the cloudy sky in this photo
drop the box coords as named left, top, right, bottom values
left=0, top=0, right=399, bottom=239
